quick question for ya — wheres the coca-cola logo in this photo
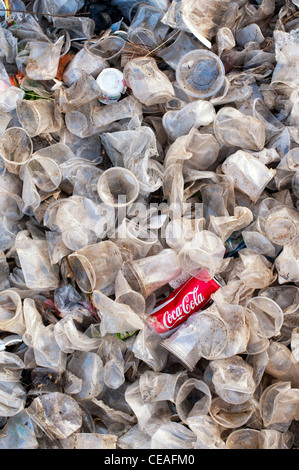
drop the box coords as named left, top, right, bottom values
left=162, top=286, right=205, bottom=329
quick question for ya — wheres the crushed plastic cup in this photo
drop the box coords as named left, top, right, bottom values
left=112, top=217, right=158, bottom=260
left=16, top=99, right=63, bottom=137
left=157, top=31, right=201, bottom=70
left=91, top=36, right=125, bottom=65
left=162, top=100, right=216, bottom=142
left=214, top=107, right=266, bottom=151
left=91, top=95, right=142, bottom=129
left=127, top=27, right=159, bottom=49
left=0, top=86, right=25, bottom=113
left=1, top=0, right=299, bottom=451
left=221, top=151, right=276, bottom=202
left=123, top=57, right=175, bottom=106
left=52, top=16, right=95, bottom=40
left=62, top=42, right=109, bottom=86
left=56, top=72, right=102, bottom=113
left=0, top=290, right=25, bottom=335
left=176, top=50, right=225, bottom=99
left=68, top=241, right=123, bottom=294
left=127, top=3, right=169, bottom=48
left=96, top=68, right=126, bottom=105
left=0, top=0, right=8, bottom=21
left=0, top=127, right=33, bottom=175
left=26, top=36, right=64, bottom=81
left=65, top=101, right=102, bottom=139
left=122, top=249, right=182, bottom=298
left=175, top=378, right=211, bottom=423
left=24, top=155, right=62, bottom=193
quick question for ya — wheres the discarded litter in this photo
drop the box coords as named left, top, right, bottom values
left=0, top=0, right=298, bottom=451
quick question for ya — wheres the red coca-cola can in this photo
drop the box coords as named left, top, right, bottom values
left=146, top=275, right=221, bottom=337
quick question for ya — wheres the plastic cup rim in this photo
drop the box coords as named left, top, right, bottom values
left=0, top=127, right=33, bottom=167
left=68, top=252, right=96, bottom=293
left=176, top=49, right=225, bottom=99
left=97, top=167, right=140, bottom=207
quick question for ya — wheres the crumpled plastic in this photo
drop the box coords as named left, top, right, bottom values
left=0, top=0, right=298, bottom=451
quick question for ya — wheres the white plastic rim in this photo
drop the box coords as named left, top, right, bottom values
left=176, top=50, right=225, bottom=99
left=96, top=68, right=125, bottom=99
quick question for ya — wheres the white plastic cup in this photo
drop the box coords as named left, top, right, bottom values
left=96, top=68, right=126, bottom=105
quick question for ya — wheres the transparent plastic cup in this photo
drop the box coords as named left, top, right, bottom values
left=177, top=231, right=226, bottom=281
left=175, top=378, right=211, bottom=423
left=157, top=32, right=201, bottom=70
left=264, top=205, right=299, bottom=246
left=56, top=72, right=102, bottom=113
left=123, top=57, right=175, bottom=106
left=0, top=0, right=8, bottom=21
left=214, top=108, right=266, bottom=152
left=0, top=191, right=23, bottom=220
left=25, top=155, right=62, bottom=192
left=62, top=42, right=109, bottom=86
left=176, top=50, right=225, bottom=99
left=162, top=316, right=202, bottom=371
left=0, top=127, right=33, bottom=175
left=122, top=249, right=182, bottom=298
left=16, top=99, right=63, bottom=137
left=127, top=27, right=159, bottom=48
left=112, top=217, right=158, bottom=259
left=65, top=103, right=99, bottom=139
left=68, top=241, right=123, bottom=294
left=90, top=36, right=125, bottom=65
left=97, top=167, right=140, bottom=208
left=91, top=95, right=142, bottom=129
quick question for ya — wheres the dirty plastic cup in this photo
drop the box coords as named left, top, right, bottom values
left=157, top=31, right=200, bottom=70
left=26, top=155, right=62, bottom=192
left=122, top=249, right=182, bottom=298
left=96, top=68, right=126, bottom=105
left=264, top=205, right=299, bottom=246
left=97, top=167, right=140, bottom=208
left=176, top=50, right=225, bottom=99
left=62, top=43, right=109, bottom=86
left=90, top=36, right=125, bottom=65
left=112, top=217, right=158, bottom=259
left=17, top=99, right=62, bottom=137
left=127, top=27, right=159, bottom=49
left=0, top=127, right=33, bottom=175
left=68, top=240, right=123, bottom=293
